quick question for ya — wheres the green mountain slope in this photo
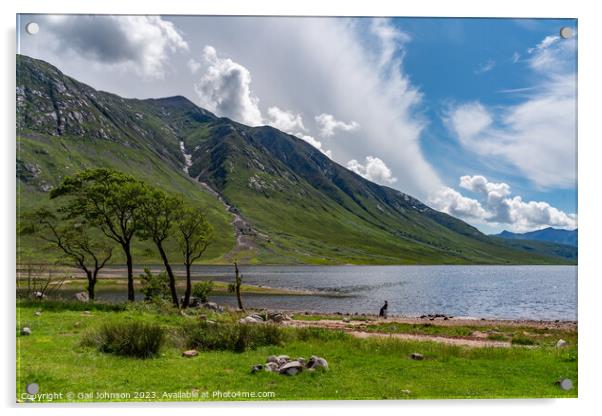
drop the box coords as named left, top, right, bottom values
left=16, top=55, right=576, bottom=265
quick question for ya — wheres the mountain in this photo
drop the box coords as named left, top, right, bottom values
left=16, top=55, right=576, bottom=265
left=494, top=228, right=578, bottom=247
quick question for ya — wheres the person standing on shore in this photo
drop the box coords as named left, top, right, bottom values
left=379, top=300, right=388, bottom=319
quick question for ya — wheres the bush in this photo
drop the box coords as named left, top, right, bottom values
left=511, top=335, right=537, bottom=346
left=183, top=321, right=284, bottom=352
left=82, top=321, right=165, bottom=358
left=139, top=268, right=170, bottom=301
left=191, top=280, right=214, bottom=302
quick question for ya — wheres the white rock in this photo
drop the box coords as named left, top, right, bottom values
left=556, top=339, right=569, bottom=348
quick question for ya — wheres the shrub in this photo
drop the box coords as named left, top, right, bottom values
left=139, top=268, right=170, bottom=301
left=183, top=321, right=284, bottom=352
left=82, top=321, right=165, bottom=358
left=511, top=335, right=537, bottom=346
left=191, top=280, right=214, bottom=302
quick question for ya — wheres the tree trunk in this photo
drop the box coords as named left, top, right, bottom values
left=234, top=262, right=244, bottom=311
left=183, top=262, right=192, bottom=308
left=157, top=241, right=179, bottom=308
left=86, top=270, right=95, bottom=300
left=124, top=243, right=135, bottom=302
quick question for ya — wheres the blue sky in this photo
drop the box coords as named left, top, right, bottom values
left=18, top=15, right=577, bottom=234
left=398, top=18, right=577, bottom=211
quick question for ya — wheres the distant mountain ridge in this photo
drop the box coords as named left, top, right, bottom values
left=494, top=228, right=578, bottom=247
left=16, top=54, right=576, bottom=265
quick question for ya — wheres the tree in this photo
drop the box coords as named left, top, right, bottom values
left=20, top=208, right=113, bottom=300
left=232, top=261, right=244, bottom=311
left=136, top=188, right=183, bottom=307
left=51, top=168, right=147, bottom=301
left=177, top=207, right=214, bottom=308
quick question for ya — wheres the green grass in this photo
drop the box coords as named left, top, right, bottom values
left=17, top=135, right=236, bottom=265
left=17, top=301, right=577, bottom=401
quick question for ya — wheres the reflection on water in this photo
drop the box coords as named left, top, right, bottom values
left=52, top=265, right=577, bottom=321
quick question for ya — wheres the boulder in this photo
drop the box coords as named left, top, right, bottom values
left=202, top=302, right=224, bottom=313
left=307, top=355, right=329, bottom=370
left=74, top=291, right=89, bottom=303
left=34, top=311, right=41, bottom=317
left=410, top=352, right=424, bottom=360
left=296, top=357, right=306, bottom=367
left=31, top=291, right=46, bottom=300
left=267, top=312, right=285, bottom=322
left=181, top=350, right=199, bottom=358
left=266, top=355, right=278, bottom=364
left=239, top=316, right=262, bottom=324
left=251, top=364, right=264, bottom=373
left=556, top=339, right=569, bottom=348
left=21, top=327, right=32, bottom=336
left=250, top=314, right=265, bottom=321
left=279, top=361, right=303, bottom=376
left=276, top=355, right=290, bottom=365
left=264, top=362, right=279, bottom=372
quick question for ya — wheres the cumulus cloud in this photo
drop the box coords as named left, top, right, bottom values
left=429, top=175, right=577, bottom=232
left=346, top=156, right=397, bottom=185
left=445, top=33, right=576, bottom=189
left=474, top=59, right=495, bottom=74
left=294, top=133, right=332, bottom=158
left=192, top=46, right=263, bottom=126
left=315, top=113, right=359, bottom=137
left=267, top=107, right=306, bottom=133
left=181, top=17, right=440, bottom=198
left=36, top=15, right=188, bottom=79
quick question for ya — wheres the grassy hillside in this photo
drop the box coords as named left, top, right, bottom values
left=16, top=54, right=576, bottom=266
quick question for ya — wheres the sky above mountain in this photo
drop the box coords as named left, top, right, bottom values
left=17, top=15, right=577, bottom=233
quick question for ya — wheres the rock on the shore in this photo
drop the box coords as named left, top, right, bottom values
left=74, top=291, right=89, bottom=303
left=202, top=302, right=224, bottom=313
left=239, top=315, right=264, bottom=324
left=410, top=352, right=424, bottom=360
left=21, top=327, right=32, bottom=336
left=556, top=339, right=569, bottom=348
left=182, top=350, right=199, bottom=358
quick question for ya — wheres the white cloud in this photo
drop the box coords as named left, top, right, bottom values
left=36, top=15, right=188, bottom=79
left=187, top=58, right=201, bottom=73
left=512, top=52, right=521, bottom=63
left=474, top=59, right=495, bottom=74
left=429, top=175, right=577, bottom=232
left=181, top=17, right=440, bottom=198
left=428, top=186, right=488, bottom=220
left=315, top=113, right=359, bottom=137
left=445, top=33, right=576, bottom=189
left=193, top=46, right=263, bottom=126
left=267, top=107, right=306, bottom=133
left=295, top=134, right=332, bottom=159
left=346, top=156, right=397, bottom=185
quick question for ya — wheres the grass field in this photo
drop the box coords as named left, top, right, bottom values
left=16, top=301, right=577, bottom=402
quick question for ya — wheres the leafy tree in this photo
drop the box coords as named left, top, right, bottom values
left=139, top=268, right=170, bottom=301
left=136, top=188, right=183, bottom=307
left=191, top=280, right=214, bottom=303
left=20, top=208, right=113, bottom=300
left=177, top=207, right=214, bottom=308
left=50, top=168, right=146, bottom=301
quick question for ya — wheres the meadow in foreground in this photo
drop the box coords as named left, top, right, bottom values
left=16, top=300, right=577, bottom=401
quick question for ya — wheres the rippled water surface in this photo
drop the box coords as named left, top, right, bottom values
left=78, top=265, right=577, bottom=320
